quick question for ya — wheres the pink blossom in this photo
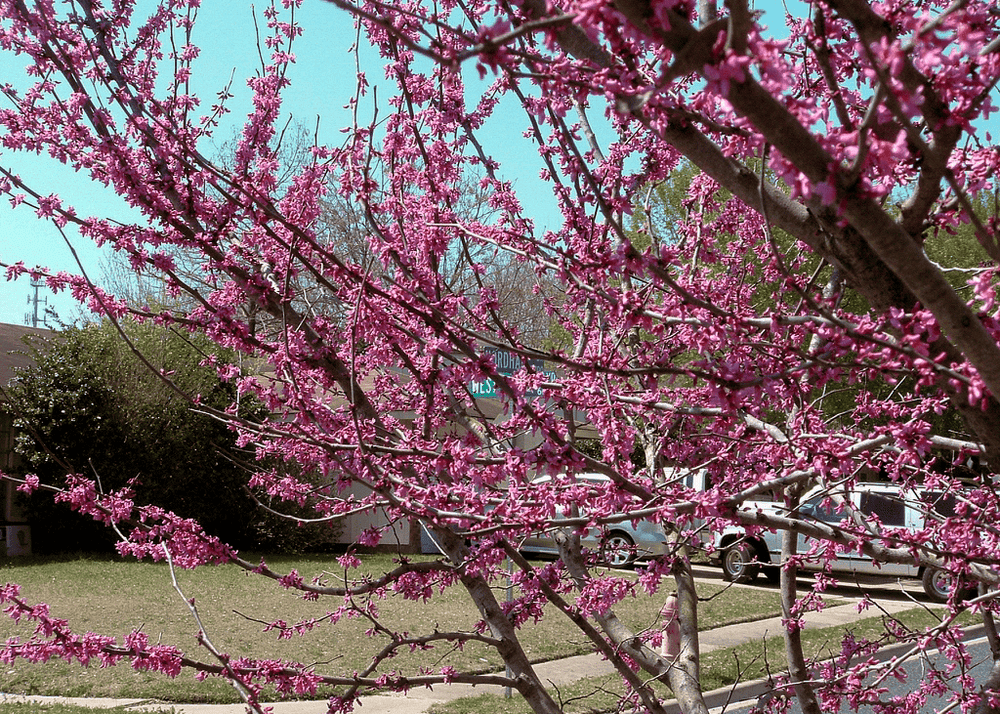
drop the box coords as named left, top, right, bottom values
left=0, top=0, right=998, bottom=710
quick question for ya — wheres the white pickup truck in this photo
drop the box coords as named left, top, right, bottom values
left=707, top=483, right=968, bottom=602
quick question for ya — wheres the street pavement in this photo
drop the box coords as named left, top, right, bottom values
left=0, top=567, right=940, bottom=714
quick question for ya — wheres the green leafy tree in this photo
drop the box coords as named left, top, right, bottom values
left=632, top=171, right=998, bottom=456
left=6, top=320, right=282, bottom=552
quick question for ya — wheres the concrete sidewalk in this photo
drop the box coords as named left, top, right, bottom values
left=1, top=592, right=922, bottom=714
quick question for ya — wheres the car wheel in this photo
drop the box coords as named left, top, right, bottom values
left=722, top=542, right=760, bottom=584
left=922, top=567, right=974, bottom=603
left=599, top=532, right=637, bottom=567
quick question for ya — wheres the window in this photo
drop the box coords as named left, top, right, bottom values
left=801, top=497, right=843, bottom=523
left=921, top=491, right=958, bottom=519
left=859, top=491, right=906, bottom=526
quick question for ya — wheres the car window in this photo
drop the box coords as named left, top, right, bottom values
left=921, top=490, right=958, bottom=518
left=801, top=497, right=842, bottom=523
left=859, top=491, right=906, bottom=526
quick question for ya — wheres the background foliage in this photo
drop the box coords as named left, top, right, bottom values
left=7, top=320, right=338, bottom=553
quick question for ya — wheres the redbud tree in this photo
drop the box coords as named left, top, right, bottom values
left=2, top=0, right=1000, bottom=713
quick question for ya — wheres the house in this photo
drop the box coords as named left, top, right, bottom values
left=0, top=324, right=573, bottom=556
left=263, top=347, right=565, bottom=554
left=0, top=322, right=52, bottom=556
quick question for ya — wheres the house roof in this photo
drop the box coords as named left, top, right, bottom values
left=0, top=322, right=53, bottom=387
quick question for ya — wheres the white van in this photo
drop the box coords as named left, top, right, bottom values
left=708, top=483, right=968, bottom=602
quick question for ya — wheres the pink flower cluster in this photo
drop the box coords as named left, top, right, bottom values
left=1, top=0, right=1000, bottom=711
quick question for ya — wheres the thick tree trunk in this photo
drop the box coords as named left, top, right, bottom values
left=666, top=547, right=709, bottom=714
left=551, top=530, right=707, bottom=714
left=436, top=528, right=564, bottom=714
left=973, top=659, right=1000, bottom=714
left=526, top=0, right=1000, bottom=466
left=781, top=522, right=821, bottom=714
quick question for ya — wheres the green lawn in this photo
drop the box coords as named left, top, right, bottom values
left=0, top=553, right=786, bottom=704
left=0, top=705, right=147, bottom=714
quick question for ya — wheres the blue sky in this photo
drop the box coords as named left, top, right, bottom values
left=0, top=1, right=362, bottom=326
left=0, top=0, right=795, bottom=328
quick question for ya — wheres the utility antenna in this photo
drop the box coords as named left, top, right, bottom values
left=24, top=279, right=56, bottom=328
